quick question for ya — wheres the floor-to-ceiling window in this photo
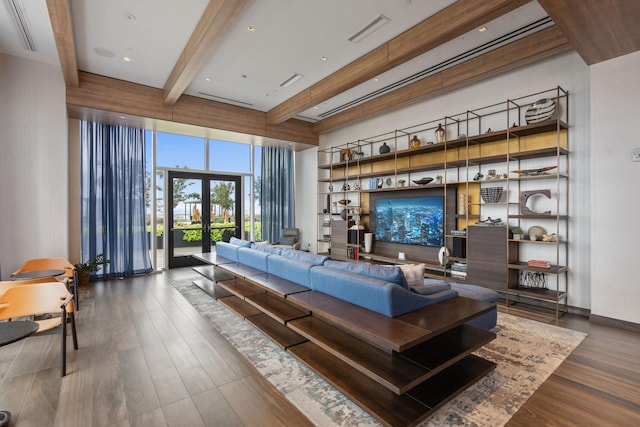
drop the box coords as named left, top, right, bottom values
left=145, top=131, right=261, bottom=269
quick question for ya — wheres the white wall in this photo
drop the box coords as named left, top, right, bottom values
left=0, top=54, right=68, bottom=278
left=299, top=51, right=593, bottom=311
left=295, top=147, right=318, bottom=252
left=590, top=51, right=640, bottom=324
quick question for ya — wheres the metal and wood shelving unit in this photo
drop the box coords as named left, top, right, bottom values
left=317, top=87, right=570, bottom=318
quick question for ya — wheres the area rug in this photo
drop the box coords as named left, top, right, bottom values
left=170, top=277, right=586, bottom=426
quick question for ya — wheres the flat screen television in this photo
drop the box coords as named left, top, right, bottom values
left=374, top=196, right=444, bottom=247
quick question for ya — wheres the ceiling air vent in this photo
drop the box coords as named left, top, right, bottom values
left=348, top=14, right=390, bottom=43
left=3, top=0, right=37, bottom=52
left=197, top=92, right=253, bottom=107
left=279, top=73, right=303, bottom=88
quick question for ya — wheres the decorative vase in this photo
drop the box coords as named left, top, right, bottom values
left=458, top=193, right=467, bottom=215
left=364, top=232, right=373, bottom=253
left=435, top=123, right=446, bottom=143
left=379, top=142, right=391, bottom=154
left=410, top=135, right=421, bottom=149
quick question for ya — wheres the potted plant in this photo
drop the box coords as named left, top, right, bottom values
left=510, top=226, right=524, bottom=240
left=398, top=179, right=406, bottom=187
left=435, top=174, right=443, bottom=184
left=75, top=253, right=110, bottom=286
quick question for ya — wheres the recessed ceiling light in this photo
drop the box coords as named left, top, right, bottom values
left=320, top=56, right=328, bottom=61
left=247, top=26, right=255, bottom=32
left=123, top=56, right=134, bottom=62
left=373, top=77, right=379, bottom=82
left=478, top=26, right=487, bottom=32
left=124, top=12, right=136, bottom=21
left=119, top=116, right=126, bottom=119
left=205, top=77, right=211, bottom=82
left=313, top=106, right=318, bottom=110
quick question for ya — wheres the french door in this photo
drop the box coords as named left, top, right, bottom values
left=167, top=171, right=241, bottom=268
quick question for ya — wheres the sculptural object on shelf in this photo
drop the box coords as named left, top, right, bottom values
left=379, top=143, right=391, bottom=154
left=435, top=123, right=446, bottom=143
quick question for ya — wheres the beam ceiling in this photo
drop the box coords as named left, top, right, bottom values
left=162, top=0, right=248, bottom=105
left=46, top=0, right=79, bottom=87
left=537, top=0, right=640, bottom=65
left=266, top=0, right=530, bottom=126
left=313, top=25, right=572, bottom=134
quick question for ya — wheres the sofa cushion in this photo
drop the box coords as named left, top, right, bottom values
left=229, top=237, right=252, bottom=248
left=253, top=244, right=282, bottom=256
left=411, top=279, right=451, bottom=295
left=323, top=260, right=405, bottom=287
left=279, top=249, right=328, bottom=266
left=267, top=254, right=315, bottom=287
left=399, top=264, right=425, bottom=289
left=215, top=241, right=240, bottom=262
left=450, top=282, right=499, bottom=330
left=310, top=266, right=458, bottom=317
left=238, top=247, right=269, bottom=272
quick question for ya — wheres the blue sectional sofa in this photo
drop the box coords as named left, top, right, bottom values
left=215, top=238, right=498, bottom=329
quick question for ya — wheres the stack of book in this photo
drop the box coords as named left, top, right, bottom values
left=347, top=246, right=360, bottom=260
left=450, top=261, right=467, bottom=280
left=527, top=259, right=551, bottom=269
left=450, top=229, right=467, bottom=236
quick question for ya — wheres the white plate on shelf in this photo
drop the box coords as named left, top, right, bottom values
left=525, top=98, right=556, bottom=124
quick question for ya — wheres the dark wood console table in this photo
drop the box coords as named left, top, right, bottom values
left=191, top=252, right=496, bottom=426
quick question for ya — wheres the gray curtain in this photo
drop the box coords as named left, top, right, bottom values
left=80, top=121, right=152, bottom=278
left=261, top=147, right=295, bottom=243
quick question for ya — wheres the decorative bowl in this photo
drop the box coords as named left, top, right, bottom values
left=528, top=225, right=547, bottom=241
left=338, top=199, right=351, bottom=205
left=480, top=187, right=503, bottom=203
left=412, top=177, right=433, bottom=185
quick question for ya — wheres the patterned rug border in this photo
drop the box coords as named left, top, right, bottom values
left=170, top=276, right=586, bottom=426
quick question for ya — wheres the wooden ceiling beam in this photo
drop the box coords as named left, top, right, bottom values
left=538, top=0, right=640, bottom=65
left=45, top=0, right=79, bottom=87
left=266, top=0, right=530, bottom=126
left=66, top=72, right=318, bottom=146
left=162, top=0, right=248, bottom=105
left=313, top=26, right=571, bottom=134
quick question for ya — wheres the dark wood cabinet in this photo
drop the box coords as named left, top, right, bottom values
left=330, top=220, right=347, bottom=260
left=467, top=226, right=519, bottom=291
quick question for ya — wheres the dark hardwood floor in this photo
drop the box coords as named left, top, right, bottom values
left=1, top=268, right=639, bottom=426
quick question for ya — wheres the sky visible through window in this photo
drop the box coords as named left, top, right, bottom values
left=145, top=130, right=262, bottom=222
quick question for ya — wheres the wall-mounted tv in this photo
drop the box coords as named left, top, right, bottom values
left=374, top=196, right=444, bottom=247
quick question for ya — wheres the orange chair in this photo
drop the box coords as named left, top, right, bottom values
left=0, top=282, right=78, bottom=376
left=0, top=277, right=59, bottom=296
left=11, top=257, right=79, bottom=309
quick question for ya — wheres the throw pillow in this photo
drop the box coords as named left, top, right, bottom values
left=399, top=263, right=425, bottom=289
left=229, top=237, right=252, bottom=247
left=278, top=236, right=297, bottom=246
left=411, top=279, right=451, bottom=295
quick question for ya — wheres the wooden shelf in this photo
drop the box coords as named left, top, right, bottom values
left=245, top=292, right=310, bottom=324
left=509, top=214, right=568, bottom=220
left=289, top=341, right=495, bottom=427
left=505, top=287, right=568, bottom=303
left=246, top=313, right=308, bottom=350
left=508, top=262, right=567, bottom=274
left=317, top=120, right=568, bottom=170
left=218, top=295, right=262, bottom=318
left=288, top=316, right=431, bottom=394
left=216, top=277, right=265, bottom=298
